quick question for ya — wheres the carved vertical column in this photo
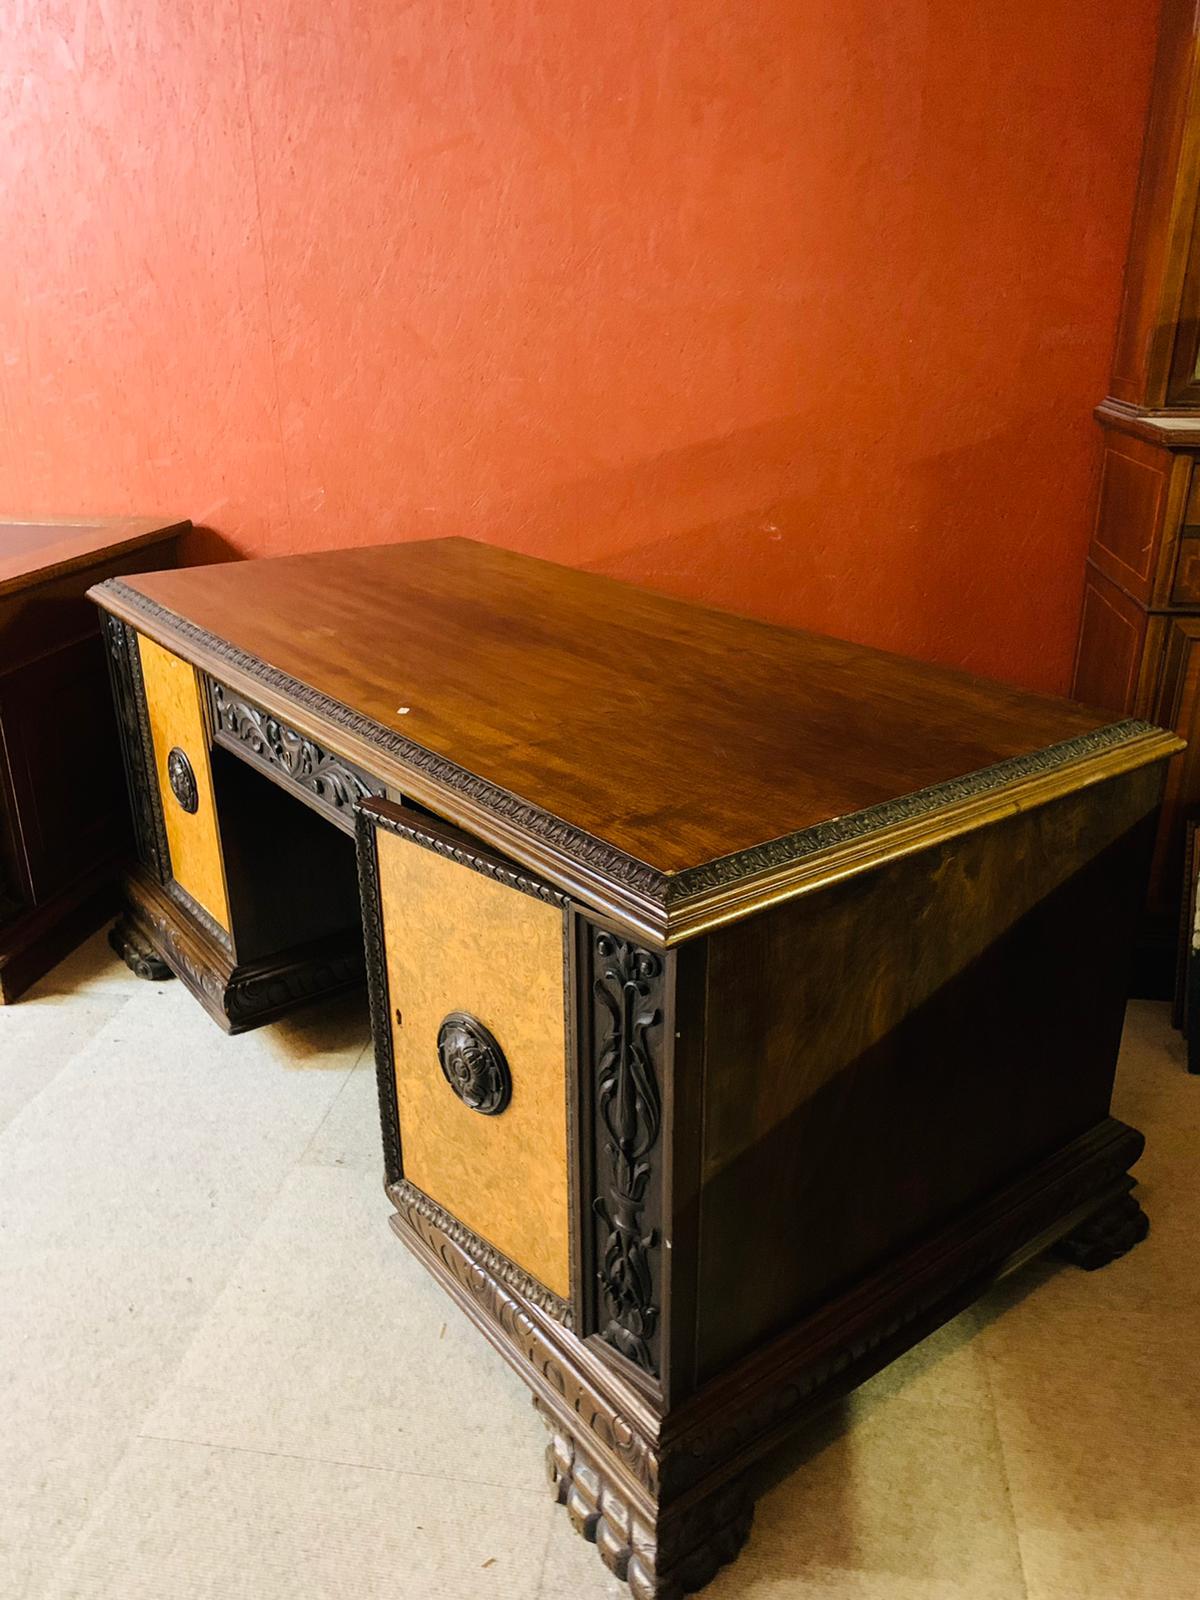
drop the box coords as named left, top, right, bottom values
left=582, top=925, right=668, bottom=1381
left=102, top=612, right=170, bottom=883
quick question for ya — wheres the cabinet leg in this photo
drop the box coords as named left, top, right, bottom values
left=108, top=914, right=173, bottom=982
left=1052, top=1189, right=1149, bottom=1270
left=541, top=1406, right=753, bottom=1600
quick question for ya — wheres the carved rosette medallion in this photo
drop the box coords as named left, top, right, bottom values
left=437, top=1011, right=512, bottom=1116
left=591, top=931, right=664, bottom=1376
left=166, top=747, right=199, bottom=813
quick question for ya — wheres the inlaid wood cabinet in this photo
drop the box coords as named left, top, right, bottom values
left=1074, top=0, right=1200, bottom=976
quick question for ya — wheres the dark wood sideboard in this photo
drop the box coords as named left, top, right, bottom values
left=0, top=516, right=187, bottom=1001
left=91, top=538, right=1179, bottom=1599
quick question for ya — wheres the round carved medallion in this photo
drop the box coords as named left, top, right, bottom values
left=167, top=746, right=199, bottom=814
left=437, top=1012, right=511, bottom=1116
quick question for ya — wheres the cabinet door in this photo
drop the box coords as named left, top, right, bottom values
left=136, top=632, right=231, bottom=935
left=359, top=801, right=573, bottom=1304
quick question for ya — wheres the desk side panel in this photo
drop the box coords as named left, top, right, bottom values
left=691, top=763, right=1164, bottom=1381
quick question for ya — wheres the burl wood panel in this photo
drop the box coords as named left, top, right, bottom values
left=377, top=826, right=570, bottom=1299
left=120, top=539, right=1114, bottom=878
left=692, top=764, right=1163, bottom=1378
left=137, top=632, right=231, bottom=932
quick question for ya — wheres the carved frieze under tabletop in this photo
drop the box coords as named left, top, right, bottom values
left=89, top=536, right=1183, bottom=1597
left=207, top=679, right=384, bottom=832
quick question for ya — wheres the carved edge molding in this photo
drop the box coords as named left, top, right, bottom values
left=95, top=583, right=1165, bottom=920
left=360, top=799, right=573, bottom=909
left=390, top=1178, right=574, bottom=1326
left=665, top=718, right=1173, bottom=901
left=102, top=612, right=170, bottom=883
left=223, top=944, right=363, bottom=1027
left=164, top=879, right=234, bottom=958
left=354, top=811, right=404, bottom=1187
left=208, top=679, right=384, bottom=833
left=99, top=581, right=664, bottom=890
left=124, top=870, right=361, bottom=1031
left=587, top=929, right=666, bottom=1379
left=393, top=1197, right=659, bottom=1497
left=542, top=1411, right=753, bottom=1600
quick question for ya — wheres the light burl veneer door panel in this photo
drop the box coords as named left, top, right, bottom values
left=376, top=824, right=571, bottom=1301
left=136, top=632, right=230, bottom=933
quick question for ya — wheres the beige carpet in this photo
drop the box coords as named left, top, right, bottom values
left=0, top=931, right=1195, bottom=1600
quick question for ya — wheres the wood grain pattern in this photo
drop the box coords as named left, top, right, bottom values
left=692, top=764, right=1163, bottom=1377
left=111, top=538, right=1121, bottom=882
left=0, top=517, right=190, bottom=597
left=1108, top=0, right=1200, bottom=407
left=1072, top=568, right=1147, bottom=716
left=137, top=632, right=230, bottom=932
left=377, top=821, right=571, bottom=1299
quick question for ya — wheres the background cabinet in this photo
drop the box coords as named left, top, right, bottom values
left=1073, top=0, right=1200, bottom=981
left=0, top=517, right=187, bottom=1001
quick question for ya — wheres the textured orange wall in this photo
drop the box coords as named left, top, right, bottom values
left=0, top=1, right=1160, bottom=693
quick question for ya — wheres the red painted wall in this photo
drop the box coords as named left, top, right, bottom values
left=0, top=1, right=1160, bottom=693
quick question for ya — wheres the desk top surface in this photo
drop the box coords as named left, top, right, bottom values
left=94, top=537, right=1179, bottom=940
left=0, top=517, right=189, bottom=597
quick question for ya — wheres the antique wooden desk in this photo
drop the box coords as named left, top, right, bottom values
left=91, top=538, right=1181, bottom=1599
left=0, top=516, right=186, bottom=1001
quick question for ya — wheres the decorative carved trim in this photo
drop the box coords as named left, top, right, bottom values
left=127, top=886, right=229, bottom=1016
left=102, top=612, right=170, bottom=882
left=122, top=868, right=362, bottom=1033
left=101, top=582, right=662, bottom=886
left=166, top=746, right=198, bottom=813
left=437, top=1012, right=512, bottom=1115
left=95, top=582, right=1166, bottom=929
left=1053, top=1191, right=1149, bottom=1269
left=541, top=1409, right=753, bottom=1600
left=585, top=930, right=666, bottom=1378
left=223, top=945, right=363, bottom=1027
left=393, top=1197, right=656, bottom=1491
left=208, top=680, right=384, bottom=833
left=355, top=810, right=403, bottom=1186
left=664, top=719, right=1172, bottom=903
left=361, top=799, right=572, bottom=908
left=108, top=914, right=173, bottom=981
left=165, top=878, right=234, bottom=957
left=390, top=1178, right=573, bottom=1325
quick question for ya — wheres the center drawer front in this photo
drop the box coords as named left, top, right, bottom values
left=371, top=810, right=571, bottom=1302
left=136, top=632, right=230, bottom=933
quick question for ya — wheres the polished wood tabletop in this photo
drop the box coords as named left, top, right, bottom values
left=0, top=516, right=189, bottom=597
left=101, top=536, right=1134, bottom=880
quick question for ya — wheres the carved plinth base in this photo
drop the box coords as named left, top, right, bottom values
left=541, top=1409, right=753, bottom=1600
left=109, top=913, right=173, bottom=981
left=383, top=1119, right=1149, bottom=1600
left=1053, top=1191, right=1149, bottom=1270
left=119, top=865, right=363, bottom=1032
